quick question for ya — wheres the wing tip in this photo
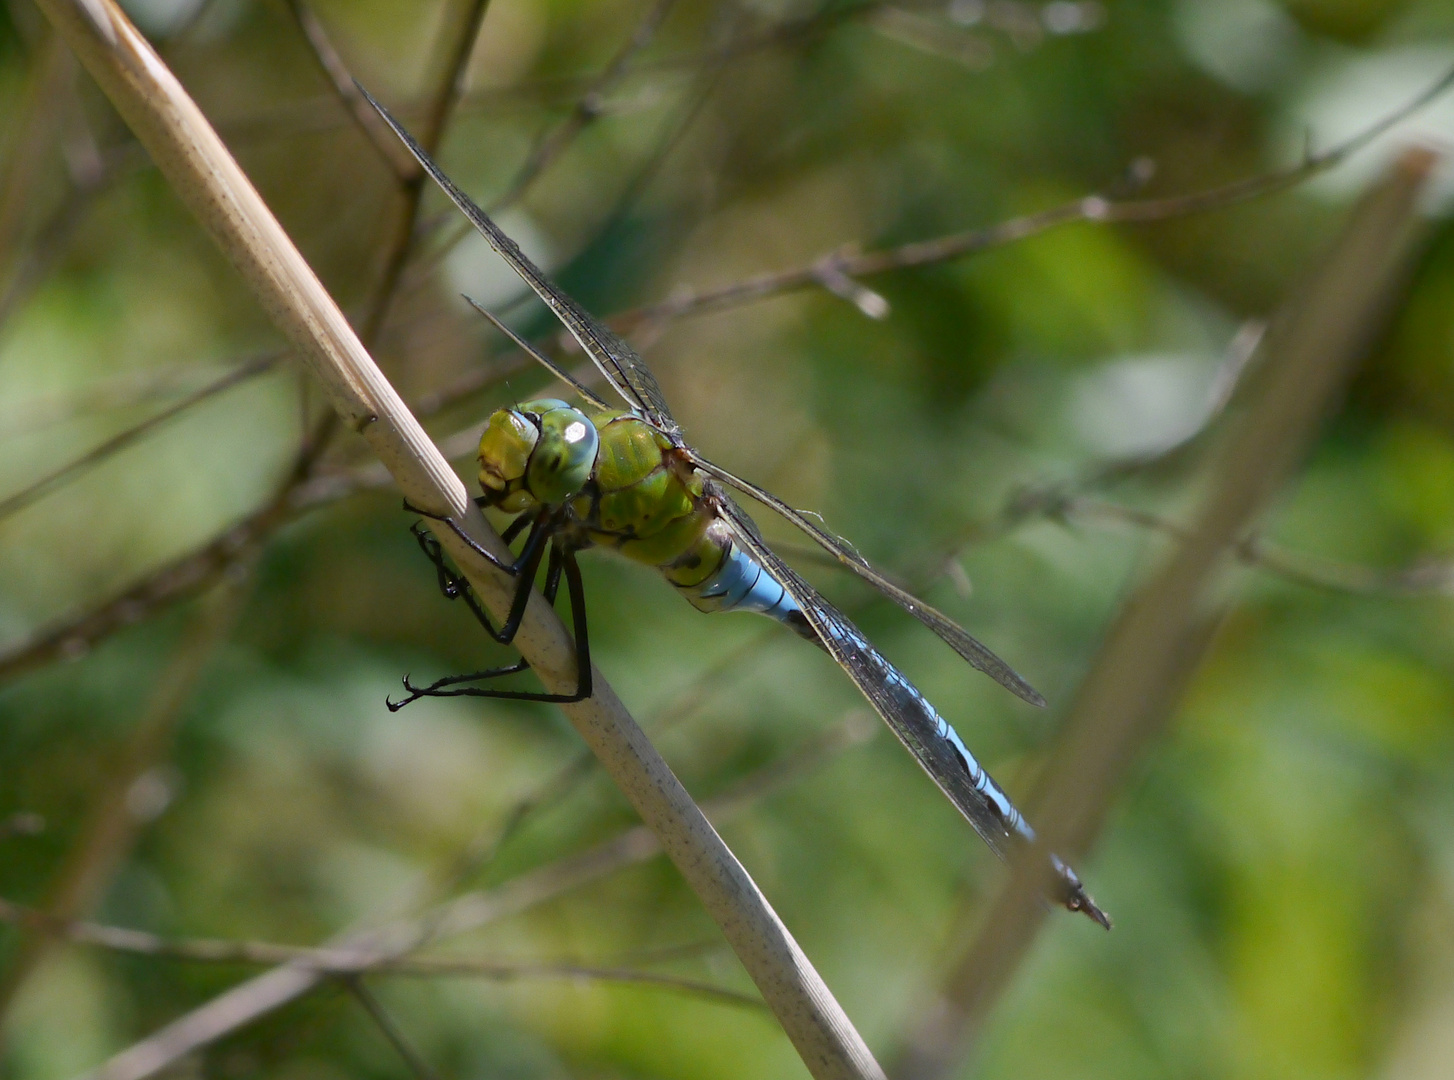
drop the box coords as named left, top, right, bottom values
left=1017, top=682, right=1048, bottom=709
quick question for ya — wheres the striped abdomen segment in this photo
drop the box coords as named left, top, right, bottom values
left=675, top=531, right=807, bottom=630
left=683, top=533, right=1039, bottom=853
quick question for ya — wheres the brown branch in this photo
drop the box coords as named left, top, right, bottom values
left=1055, top=495, right=1454, bottom=597
left=407, top=64, right=1454, bottom=431
left=0, top=897, right=767, bottom=1012
left=610, top=64, right=1454, bottom=330
left=411, top=0, right=691, bottom=285
left=342, top=979, right=444, bottom=1080
left=488, top=0, right=680, bottom=214
left=0, top=898, right=766, bottom=1011
left=0, top=483, right=289, bottom=683
left=363, top=0, right=492, bottom=340
left=0, top=356, right=253, bottom=440
left=282, top=0, right=420, bottom=181
left=888, top=146, right=1442, bottom=1080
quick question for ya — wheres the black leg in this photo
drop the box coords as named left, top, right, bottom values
left=500, top=513, right=532, bottom=545
left=388, top=543, right=593, bottom=707
left=491, top=520, right=553, bottom=645
left=386, top=657, right=533, bottom=711
left=403, top=499, right=544, bottom=576
left=408, top=516, right=553, bottom=645
left=411, top=522, right=508, bottom=643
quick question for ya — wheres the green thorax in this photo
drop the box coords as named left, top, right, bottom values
left=476, top=400, right=726, bottom=589
left=572, top=410, right=724, bottom=587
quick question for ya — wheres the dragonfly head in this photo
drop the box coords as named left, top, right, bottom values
left=478, top=399, right=598, bottom=511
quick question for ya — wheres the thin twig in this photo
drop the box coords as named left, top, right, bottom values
left=490, top=0, right=680, bottom=214
left=410, top=0, right=692, bottom=287
left=72, top=714, right=870, bottom=1080
left=1055, top=495, right=1454, bottom=597
left=888, top=146, right=1442, bottom=1080
left=613, top=63, right=1454, bottom=330
left=342, top=979, right=445, bottom=1080
left=0, top=350, right=284, bottom=523
left=364, top=0, right=492, bottom=340
left=0, top=898, right=766, bottom=1012
left=408, top=62, right=1454, bottom=430
left=282, top=0, right=420, bottom=181
left=0, top=357, right=259, bottom=441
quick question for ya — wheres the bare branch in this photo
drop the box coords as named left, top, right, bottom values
left=1054, top=495, right=1454, bottom=597
left=362, top=0, right=492, bottom=341
left=489, top=0, right=680, bottom=214
left=342, top=979, right=445, bottom=1080
left=0, top=897, right=767, bottom=1012
left=282, top=0, right=420, bottom=181
left=0, top=350, right=284, bottom=523
left=612, top=64, right=1454, bottom=329
left=0, top=486, right=289, bottom=683
left=888, top=146, right=1442, bottom=1080
left=0, top=898, right=767, bottom=1011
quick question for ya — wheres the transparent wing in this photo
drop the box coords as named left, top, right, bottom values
left=695, top=456, right=1045, bottom=707
left=713, top=489, right=1106, bottom=923
left=359, top=84, right=681, bottom=436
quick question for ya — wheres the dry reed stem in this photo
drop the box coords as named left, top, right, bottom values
left=31, top=2, right=883, bottom=1078
left=889, top=145, right=1442, bottom=1080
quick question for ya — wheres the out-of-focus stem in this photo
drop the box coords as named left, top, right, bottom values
left=889, top=145, right=1442, bottom=1080
left=0, top=33, right=72, bottom=300
left=0, top=574, right=251, bottom=1027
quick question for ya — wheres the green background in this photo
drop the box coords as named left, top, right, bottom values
left=3, top=1, right=1454, bottom=1077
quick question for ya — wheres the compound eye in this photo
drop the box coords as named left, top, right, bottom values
left=528, top=405, right=600, bottom=504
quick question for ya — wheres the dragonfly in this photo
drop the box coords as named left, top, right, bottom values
left=360, top=86, right=1108, bottom=928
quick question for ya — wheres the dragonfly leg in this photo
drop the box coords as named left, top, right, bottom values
left=402, top=499, right=544, bottom=576
left=388, top=658, right=533, bottom=710
left=387, top=543, right=592, bottom=708
left=407, top=515, right=554, bottom=645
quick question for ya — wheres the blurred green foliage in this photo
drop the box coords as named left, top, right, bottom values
left=3, top=0, right=1454, bottom=1078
